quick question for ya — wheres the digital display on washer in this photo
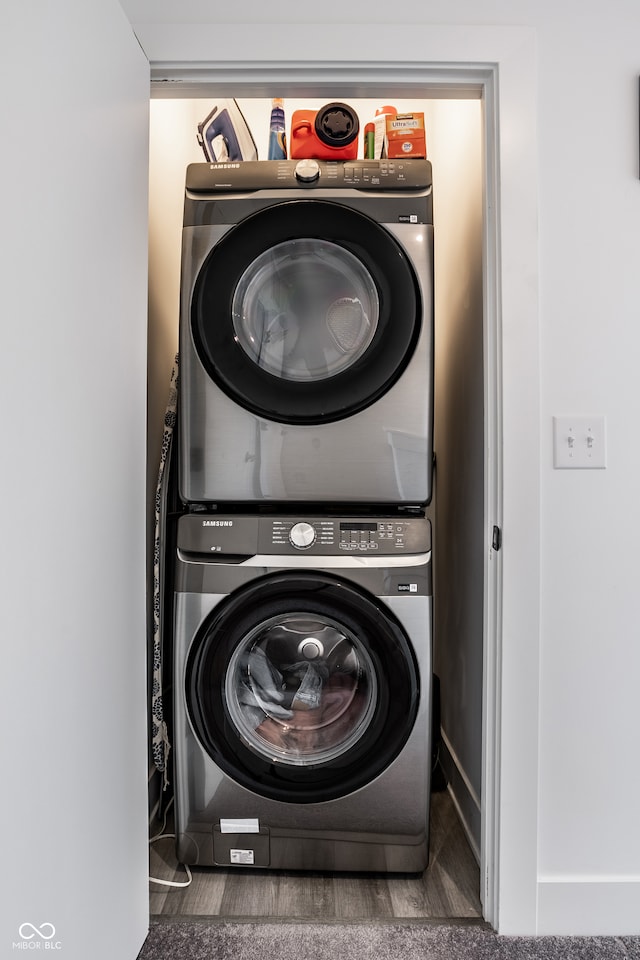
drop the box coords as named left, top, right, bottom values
left=339, top=522, right=378, bottom=532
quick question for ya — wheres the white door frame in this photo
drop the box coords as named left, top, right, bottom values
left=146, top=24, right=540, bottom=934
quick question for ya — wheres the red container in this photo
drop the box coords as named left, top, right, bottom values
left=290, top=102, right=359, bottom=160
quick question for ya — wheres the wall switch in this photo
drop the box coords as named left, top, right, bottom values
left=553, top=416, right=607, bottom=469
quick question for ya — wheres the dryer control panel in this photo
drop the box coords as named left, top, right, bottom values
left=186, top=158, right=432, bottom=193
left=177, top=514, right=431, bottom=558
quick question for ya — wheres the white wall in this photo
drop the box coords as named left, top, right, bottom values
left=533, top=8, right=640, bottom=932
left=429, top=99, right=484, bottom=856
left=1, top=2, right=150, bottom=958
left=128, top=0, right=640, bottom=936
left=148, top=100, right=202, bottom=509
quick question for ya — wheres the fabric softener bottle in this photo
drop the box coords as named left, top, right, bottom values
left=268, top=97, right=287, bottom=160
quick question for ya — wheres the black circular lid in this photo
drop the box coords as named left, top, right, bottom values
left=314, top=102, right=359, bottom=147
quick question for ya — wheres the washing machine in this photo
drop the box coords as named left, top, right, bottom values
left=179, top=158, right=434, bottom=507
left=173, top=512, right=433, bottom=872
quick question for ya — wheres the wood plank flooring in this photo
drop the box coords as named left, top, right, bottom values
left=149, top=789, right=482, bottom=920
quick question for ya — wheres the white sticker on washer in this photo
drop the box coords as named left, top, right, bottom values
left=230, top=849, right=255, bottom=865
left=220, top=818, right=260, bottom=834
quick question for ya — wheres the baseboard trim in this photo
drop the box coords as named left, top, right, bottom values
left=537, top=877, right=640, bottom=935
left=438, top=729, right=481, bottom=864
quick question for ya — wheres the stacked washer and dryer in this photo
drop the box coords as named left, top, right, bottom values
left=173, top=156, right=435, bottom=873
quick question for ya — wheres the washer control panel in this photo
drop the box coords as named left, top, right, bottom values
left=268, top=516, right=432, bottom=554
left=177, top=514, right=431, bottom=558
left=270, top=517, right=428, bottom=553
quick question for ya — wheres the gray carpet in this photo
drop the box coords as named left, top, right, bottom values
left=137, top=920, right=640, bottom=959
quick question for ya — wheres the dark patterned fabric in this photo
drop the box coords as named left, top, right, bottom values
left=151, top=355, right=179, bottom=785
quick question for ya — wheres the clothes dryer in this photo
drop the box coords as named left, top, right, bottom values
left=179, top=159, right=433, bottom=507
left=173, top=512, right=433, bottom=872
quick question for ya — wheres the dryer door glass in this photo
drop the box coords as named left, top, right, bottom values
left=186, top=571, right=420, bottom=804
left=191, top=200, right=421, bottom=425
left=224, top=612, right=378, bottom=765
left=232, top=240, right=378, bottom=382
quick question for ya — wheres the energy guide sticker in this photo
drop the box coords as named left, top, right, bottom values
left=230, top=849, right=255, bottom=865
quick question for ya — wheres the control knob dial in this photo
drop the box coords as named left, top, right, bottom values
left=294, top=159, right=320, bottom=183
left=289, top=521, right=316, bottom=549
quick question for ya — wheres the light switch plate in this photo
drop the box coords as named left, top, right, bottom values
left=553, top=416, right=607, bottom=469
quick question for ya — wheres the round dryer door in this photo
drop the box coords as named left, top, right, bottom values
left=185, top=571, right=420, bottom=803
left=191, top=201, right=421, bottom=425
